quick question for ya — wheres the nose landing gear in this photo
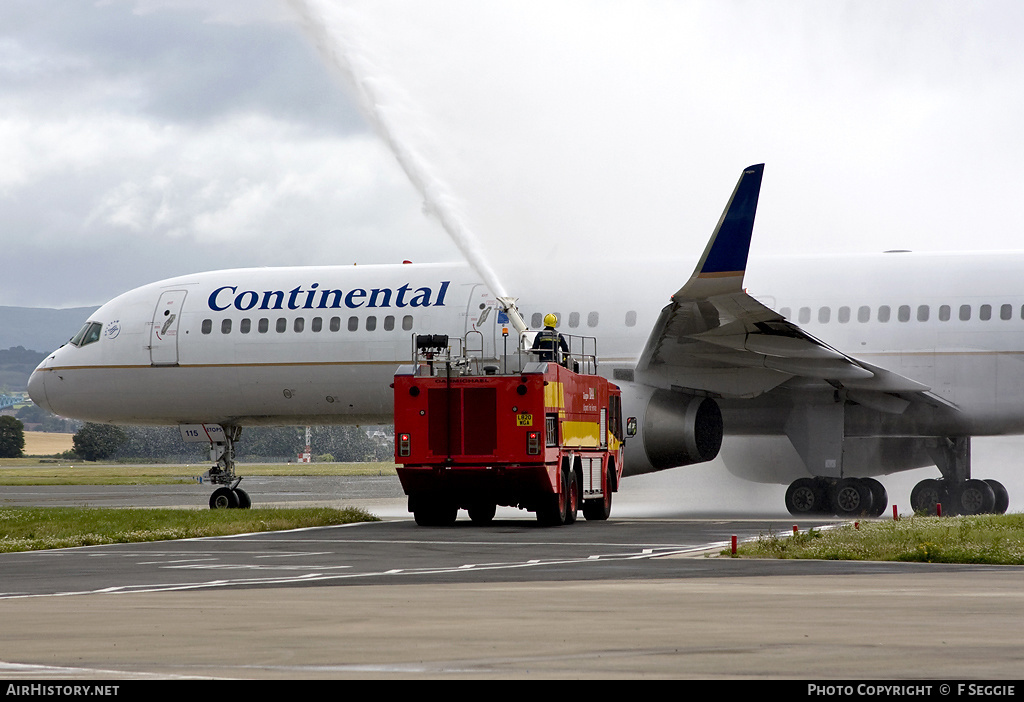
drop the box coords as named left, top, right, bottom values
left=206, top=425, right=251, bottom=509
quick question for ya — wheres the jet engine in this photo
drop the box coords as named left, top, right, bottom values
left=619, top=383, right=723, bottom=477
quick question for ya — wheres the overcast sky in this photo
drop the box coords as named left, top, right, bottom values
left=4, top=0, right=1024, bottom=307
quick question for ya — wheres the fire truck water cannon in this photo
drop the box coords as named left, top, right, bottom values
left=393, top=319, right=626, bottom=527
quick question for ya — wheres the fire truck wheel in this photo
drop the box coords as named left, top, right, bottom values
left=537, top=470, right=569, bottom=526
left=414, top=501, right=458, bottom=526
left=582, top=490, right=612, bottom=521
left=583, top=465, right=613, bottom=521
left=564, top=471, right=579, bottom=525
left=468, top=503, right=496, bottom=524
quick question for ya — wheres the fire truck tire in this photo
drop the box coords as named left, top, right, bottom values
left=468, top=503, right=496, bottom=524
left=413, top=500, right=458, bottom=526
left=583, top=489, right=612, bottom=521
left=565, top=471, right=579, bottom=525
left=537, top=469, right=570, bottom=526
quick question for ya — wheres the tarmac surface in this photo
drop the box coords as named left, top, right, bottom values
left=0, top=473, right=1022, bottom=680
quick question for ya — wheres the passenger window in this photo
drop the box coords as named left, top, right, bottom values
left=799, top=307, right=810, bottom=324
left=221, top=319, right=232, bottom=334
left=625, top=311, right=637, bottom=327
left=403, top=315, right=413, bottom=331
left=818, top=307, right=830, bottom=324
left=568, top=312, right=580, bottom=328
left=201, top=319, right=212, bottom=335
left=240, top=318, right=251, bottom=334
left=258, top=318, right=269, bottom=333
left=1001, top=304, right=1012, bottom=321
left=330, top=317, right=341, bottom=332
left=588, top=312, right=599, bottom=328
left=980, top=304, right=992, bottom=321
left=348, top=316, right=358, bottom=332
left=532, top=313, right=543, bottom=328
left=838, top=306, right=850, bottom=323
left=939, top=305, right=951, bottom=321
left=384, top=315, right=395, bottom=331
left=366, top=316, right=377, bottom=332
left=312, top=317, right=322, bottom=332
left=898, top=305, right=910, bottom=322
left=294, top=318, right=304, bottom=333
left=857, top=306, right=870, bottom=323
left=917, top=305, right=929, bottom=322
left=959, top=305, right=971, bottom=321
left=276, top=318, right=287, bottom=333
left=779, top=307, right=791, bottom=319
left=878, top=306, right=891, bottom=323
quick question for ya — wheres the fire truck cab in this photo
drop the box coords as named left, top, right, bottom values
left=393, top=316, right=625, bottom=527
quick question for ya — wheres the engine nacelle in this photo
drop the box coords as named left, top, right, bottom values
left=619, top=383, right=723, bottom=477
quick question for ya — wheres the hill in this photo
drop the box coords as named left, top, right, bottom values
left=0, top=306, right=98, bottom=354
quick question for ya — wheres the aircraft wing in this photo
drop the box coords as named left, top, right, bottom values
left=633, top=164, right=949, bottom=410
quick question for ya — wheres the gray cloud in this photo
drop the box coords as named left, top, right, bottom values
left=4, top=0, right=1024, bottom=308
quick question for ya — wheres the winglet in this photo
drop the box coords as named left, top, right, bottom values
left=676, top=164, right=764, bottom=299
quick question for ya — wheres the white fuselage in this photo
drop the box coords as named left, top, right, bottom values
left=28, top=251, right=1024, bottom=478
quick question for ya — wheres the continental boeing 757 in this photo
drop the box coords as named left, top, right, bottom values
left=28, top=165, right=1019, bottom=516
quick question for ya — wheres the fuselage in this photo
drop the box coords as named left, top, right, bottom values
left=28, top=251, right=1024, bottom=447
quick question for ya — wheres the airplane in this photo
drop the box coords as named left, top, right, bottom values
left=28, top=164, right=1019, bottom=517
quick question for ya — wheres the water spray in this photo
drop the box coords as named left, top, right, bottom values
left=286, top=0, right=510, bottom=301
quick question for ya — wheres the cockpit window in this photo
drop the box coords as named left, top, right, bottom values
left=70, top=322, right=103, bottom=348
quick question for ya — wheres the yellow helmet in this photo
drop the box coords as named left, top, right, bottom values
left=543, top=313, right=558, bottom=328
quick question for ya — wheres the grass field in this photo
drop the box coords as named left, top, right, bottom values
left=0, top=460, right=398, bottom=484
left=729, top=513, right=1024, bottom=565
left=0, top=506, right=380, bottom=552
left=23, top=431, right=74, bottom=456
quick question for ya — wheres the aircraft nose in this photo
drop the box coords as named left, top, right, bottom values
left=27, top=365, right=51, bottom=414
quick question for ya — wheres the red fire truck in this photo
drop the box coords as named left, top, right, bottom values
left=393, top=321, right=625, bottom=526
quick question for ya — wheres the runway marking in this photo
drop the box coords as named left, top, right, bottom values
left=0, top=545, right=705, bottom=599
left=162, top=563, right=353, bottom=571
left=0, top=660, right=219, bottom=680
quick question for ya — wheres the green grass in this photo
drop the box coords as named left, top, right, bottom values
left=0, top=461, right=398, bottom=485
left=728, top=513, right=1024, bottom=564
left=0, top=506, right=379, bottom=553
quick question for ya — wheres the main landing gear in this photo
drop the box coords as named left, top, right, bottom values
left=909, top=478, right=1008, bottom=516
left=908, top=437, right=1009, bottom=516
left=206, top=425, right=251, bottom=510
left=785, top=477, right=888, bottom=518
left=785, top=436, right=1011, bottom=517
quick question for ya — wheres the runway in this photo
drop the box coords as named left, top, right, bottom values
left=1, top=473, right=1022, bottom=679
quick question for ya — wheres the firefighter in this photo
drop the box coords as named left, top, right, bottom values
left=532, top=313, right=569, bottom=363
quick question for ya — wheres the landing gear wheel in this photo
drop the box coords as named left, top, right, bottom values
left=985, top=479, right=1009, bottom=514
left=910, top=478, right=946, bottom=515
left=950, top=479, right=996, bottom=516
left=209, top=487, right=239, bottom=509
left=786, top=478, right=828, bottom=516
left=234, top=487, right=251, bottom=509
left=831, top=478, right=874, bottom=518
left=861, top=478, right=888, bottom=518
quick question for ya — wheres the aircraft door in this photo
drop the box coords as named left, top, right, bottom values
left=464, top=284, right=499, bottom=360
left=150, top=290, right=187, bottom=365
